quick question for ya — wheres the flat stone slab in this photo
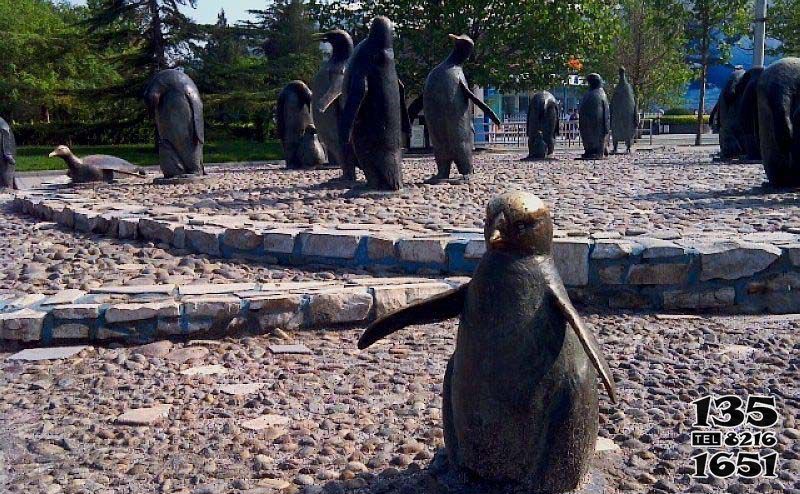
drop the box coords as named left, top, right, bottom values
left=8, top=346, right=88, bottom=361
left=218, top=383, right=266, bottom=396
left=180, top=364, right=228, bottom=376
left=268, top=344, right=312, bottom=355
left=241, top=414, right=290, bottom=431
left=116, top=405, right=172, bottom=426
left=595, top=437, right=620, bottom=453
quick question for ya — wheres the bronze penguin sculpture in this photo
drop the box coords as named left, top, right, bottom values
left=736, top=67, right=764, bottom=160
left=418, top=34, right=501, bottom=181
left=610, top=67, right=638, bottom=154
left=525, top=91, right=560, bottom=160
left=758, top=57, right=800, bottom=187
left=332, top=16, right=410, bottom=191
left=718, top=67, right=746, bottom=160
left=359, top=191, right=617, bottom=493
left=277, top=80, right=326, bottom=170
left=48, top=145, right=147, bottom=184
left=144, top=69, right=205, bottom=178
left=311, top=29, right=358, bottom=180
left=579, top=74, right=610, bottom=159
left=0, top=117, right=16, bottom=189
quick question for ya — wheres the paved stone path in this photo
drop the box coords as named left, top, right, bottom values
left=0, top=312, right=797, bottom=494
left=50, top=147, right=800, bottom=239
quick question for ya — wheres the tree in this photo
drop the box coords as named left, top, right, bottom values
left=771, top=0, right=800, bottom=56
left=0, top=0, right=120, bottom=122
left=683, top=0, right=751, bottom=145
left=312, top=0, right=620, bottom=94
left=599, top=0, right=691, bottom=110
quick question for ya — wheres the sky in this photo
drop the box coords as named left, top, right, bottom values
left=66, top=0, right=267, bottom=25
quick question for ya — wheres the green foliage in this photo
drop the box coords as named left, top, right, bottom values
left=15, top=140, right=282, bottom=172
left=597, top=0, right=691, bottom=110
left=664, top=107, right=695, bottom=115
left=0, top=0, right=120, bottom=121
left=660, top=114, right=709, bottom=124
left=771, top=0, right=800, bottom=56
left=311, top=0, right=620, bottom=93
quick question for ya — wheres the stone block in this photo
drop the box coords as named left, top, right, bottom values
left=638, top=238, right=686, bottom=259
left=40, top=290, right=86, bottom=306
left=744, top=272, right=800, bottom=314
left=182, top=295, right=241, bottom=318
left=263, top=229, right=299, bottom=255
left=116, top=405, right=171, bottom=426
left=50, top=303, right=102, bottom=320
left=156, top=319, right=184, bottom=336
left=627, top=263, right=689, bottom=285
left=307, top=289, right=373, bottom=325
left=607, top=291, right=651, bottom=309
left=783, top=244, right=800, bottom=266
left=53, top=207, right=74, bottom=228
left=117, top=217, right=139, bottom=239
left=663, top=287, right=736, bottom=310
left=0, top=309, right=46, bottom=342
left=184, top=225, right=224, bottom=256
left=366, top=235, right=397, bottom=260
left=105, top=301, right=180, bottom=323
left=9, top=346, right=87, bottom=361
left=73, top=210, right=101, bottom=233
left=553, top=239, right=591, bottom=286
left=371, top=282, right=454, bottom=318
left=597, top=265, right=626, bottom=285
left=179, top=283, right=259, bottom=296
left=249, top=294, right=304, bottom=330
left=464, top=239, right=487, bottom=259
left=301, top=232, right=361, bottom=259
left=52, top=323, right=91, bottom=339
left=591, top=240, right=637, bottom=260
left=139, top=218, right=180, bottom=245
left=698, top=241, right=781, bottom=281
left=397, top=238, right=448, bottom=265
left=223, top=228, right=263, bottom=251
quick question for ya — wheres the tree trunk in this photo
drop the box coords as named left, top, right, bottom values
left=40, top=105, right=50, bottom=123
left=695, top=30, right=709, bottom=146
left=149, top=0, right=166, bottom=73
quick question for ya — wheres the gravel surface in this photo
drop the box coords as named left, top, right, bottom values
left=0, top=206, right=378, bottom=297
left=52, top=147, right=800, bottom=238
left=0, top=312, right=797, bottom=494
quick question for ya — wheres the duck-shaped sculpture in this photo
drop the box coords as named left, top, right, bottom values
left=48, top=145, right=147, bottom=184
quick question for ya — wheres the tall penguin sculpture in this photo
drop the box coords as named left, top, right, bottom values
left=334, top=16, right=410, bottom=191
left=144, top=69, right=205, bottom=179
left=359, top=191, right=617, bottom=493
left=525, top=91, right=560, bottom=159
left=418, top=34, right=501, bottom=181
left=757, top=58, right=800, bottom=187
left=717, top=67, right=746, bottom=160
left=312, top=29, right=357, bottom=180
left=735, top=67, right=765, bottom=160
left=0, top=117, right=16, bottom=189
left=579, top=73, right=610, bottom=159
left=610, top=67, right=638, bottom=154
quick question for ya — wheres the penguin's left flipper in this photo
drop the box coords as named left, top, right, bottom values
left=317, top=71, right=344, bottom=113
left=539, top=258, right=618, bottom=403
left=358, top=284, right=468, bottom=350
left=459, top=80, right=502, bottom=126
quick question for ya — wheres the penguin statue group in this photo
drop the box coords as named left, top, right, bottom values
left=359, top=191, right=617, bottom=492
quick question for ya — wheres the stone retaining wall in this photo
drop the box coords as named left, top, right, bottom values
left=11, top=190, right=800, bottom=314
left=0, top=278, right=464, bottom=344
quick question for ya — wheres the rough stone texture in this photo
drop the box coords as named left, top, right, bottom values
left=663, top=287, right=736, bottom=310
left=638, top=238, right=686, bottom=258
left=52, top=323, right=91, bottom=339
left=50, top=303, right=102, bottom=319
left=105, top=301, right=181, bottom=323
left=222, top=228, right=263, bottom=251
left=627, top=264, right=690, bottom=285
left=591, top=240, right=637, bottom=260
left=8, top=345, right=87, bottom=361
left=263, top=230, right=299, bottom=254
left=698, top=241, right=781, bottom=281
left=464, top=239, right=487, bottom=259
left=307, top=289, right=373, bottom=325
left=0, top=308, right=45, bottom=341
left=116, top=405, right=172, bottom=426
left=249, top=294, right=305, bottom=330
left=366, top=235, right=397, bottom=260
left=554, top=238, right=591, bottom=286
left=372, top=282, right=454, bottom=318
left=301, top=232, right=361, bottom=259
left=397, top=238, right=448, bottom=264
left=182, top=295, right=241, bottom=318
left=184, top=225, right=224, bottom=256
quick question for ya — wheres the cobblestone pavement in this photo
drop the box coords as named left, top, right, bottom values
left=51, top=147, right=800, bottom=238
left=0, top=206, right=376, bottom=297
left=0, top=312, right=797, bottom=494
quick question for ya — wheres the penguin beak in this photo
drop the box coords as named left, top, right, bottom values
left=488, top=211, right=507, bottom=248
left=48, top=151, right=57, bottom=158
left=448, top=34, right=458, bottom=41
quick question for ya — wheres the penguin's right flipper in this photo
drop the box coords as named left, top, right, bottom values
left=459, top=80, right=502, bottom=126
left=339, top=76, right=367, bottom=145
left=407, top=96, right=424, bottom=124
left=358, top=284, right=468, bottom=350
left=318, top=70, right=344, bottom=113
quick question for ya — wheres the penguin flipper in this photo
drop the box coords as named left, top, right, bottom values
left=407, top=96, right=424, bottom=124
left=459, top=80, right=502, bottom=126
left=317, top=71, right=344, bottom=113
left=186, top=92, right=205, bottom=144
left=340, top=76, right=367, bottom=145
left=358, top=284, right=468, bottom=350
left=539, top=258, right=618, bottom=403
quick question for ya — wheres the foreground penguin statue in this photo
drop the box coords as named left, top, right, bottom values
left=359, top=191, right=617, bottom=493
left=277, top=81, right=326, bottom=169
left=333, top=16, right=410, bottom=191
left=718, top=68, right=746, bottom=159
left=736, top=67, right=765, bottom=160
left=525, top=91, right=559, bottom=159
left=579, top=74, right=610, bottom=159
left=312, top=30, right=358, bottom=180
left=49, top=145, right=147, bottom=184
left=610, top=67, right=638, bottom=154
left=144, top=69, right=205, bottom=179
left=418, top=34, right=501, bottom=181
left=758, top=58, right=800, bottom=187
left=0, top=117, right=16, bottom=189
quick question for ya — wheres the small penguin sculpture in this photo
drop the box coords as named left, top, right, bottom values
left=529, top=131, right=548, bottom=160
left=579, top=74, right=610, bottom=159
left=359, top=191, right=617, bottom=493
left=311, top=29, right=358, bottom=180
left=525, top=91, right=559, bottom=159
left=718, top=68, right=746, bottom=160
left=610, top=67, right=638, bottom=154
left=49, top=145, right=147, bottom=184
left=277, top=80, right=326, bottom=169
left=333, top=16, right=411, bottom=191
left=0, top=117, right=16, bottom=189
left=418, top=34, right=501, bottom=181
left=144, top=69, right=205, bottom=178
left=757, top=57, right=800, bottom=187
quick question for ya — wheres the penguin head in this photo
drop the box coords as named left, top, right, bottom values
left=48, top=145, right=72, bottom=159
left=369, top=16, right=394, bottom=49
left=447, top=34, right=474, bottom=64
left=587, top=73, right=603, bottom=90
left=315, top=29, right=354, bottom=60
left=618, top=66, right=627, bottom=81
left=485, top=191, right=553, bottom=255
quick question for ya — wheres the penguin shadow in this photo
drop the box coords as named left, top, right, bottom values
left=638, top=182, right=800, bottom=209
left=519, top=156, right=558, bottom=163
